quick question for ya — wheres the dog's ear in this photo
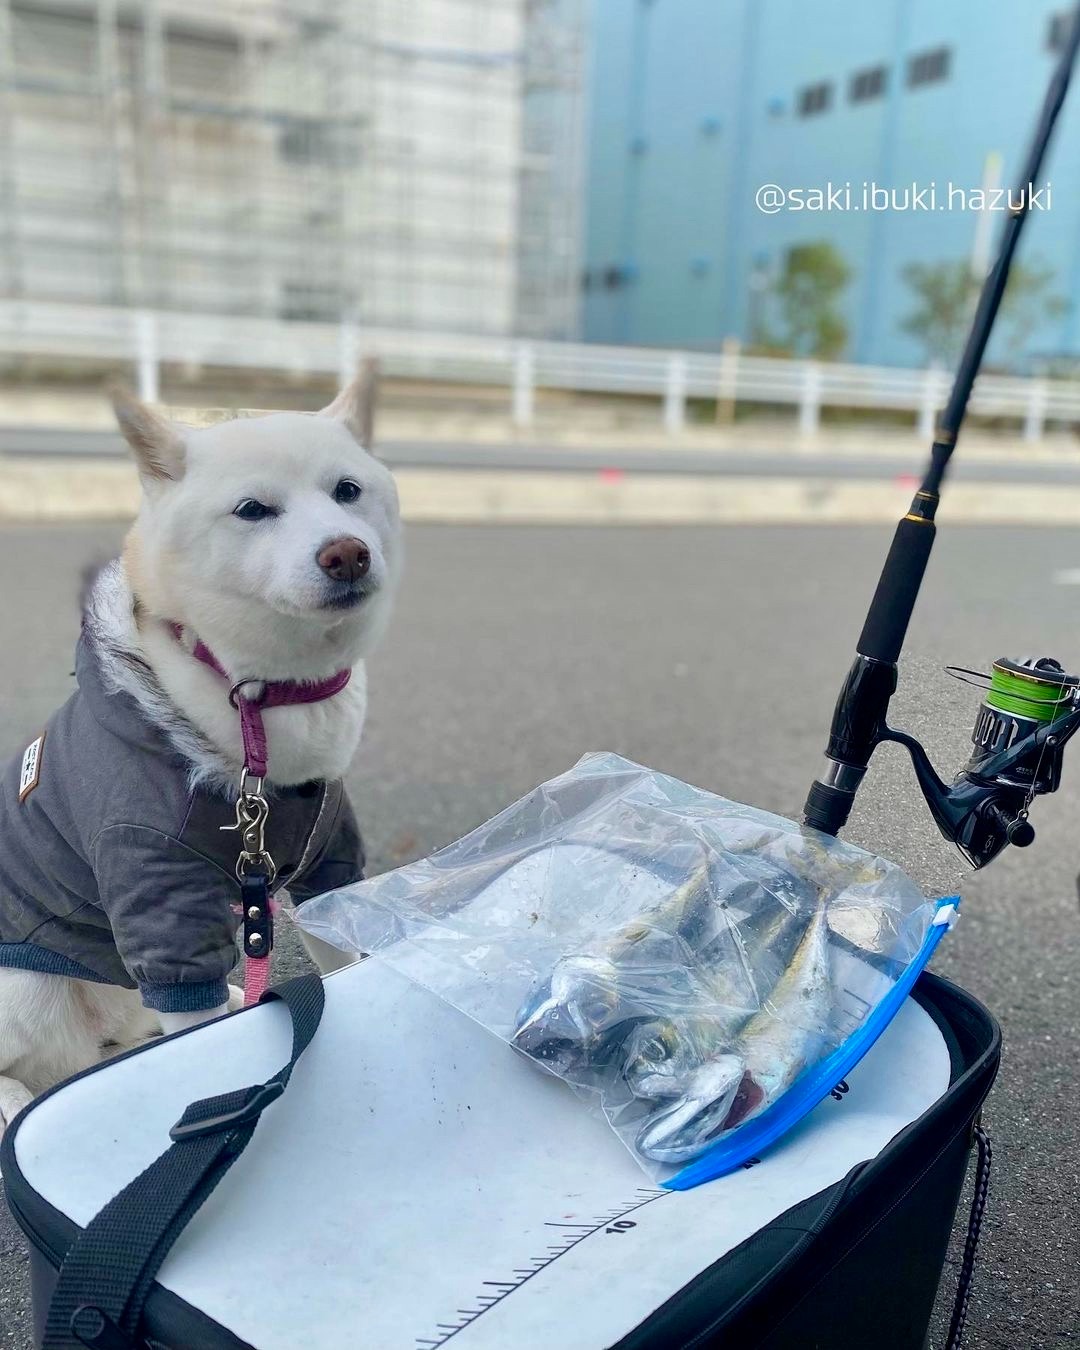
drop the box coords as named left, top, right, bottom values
left=109, top=385, right=186, bottom=481
left=320, top=356, right=378, bottom=451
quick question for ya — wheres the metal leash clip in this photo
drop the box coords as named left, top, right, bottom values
left=221, top=766, right=277, bottom=964
left=220, top=766, right=277, bottom=885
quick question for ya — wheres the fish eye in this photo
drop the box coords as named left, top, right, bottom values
left=333, top=478, right=363, bottom=504
left=579, top=994, right=615, bottom=1027
left=636, top=1030, right=673, bottom=1067
left=232, top=499, right=278, bottom=522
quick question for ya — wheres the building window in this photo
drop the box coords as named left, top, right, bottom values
left=796, top=81, right=833, bottom=117
left=279, top=283, right=340, bottom=323
left=1048, top=12, right=1076, bottom=52
left=849, top=65, right=888, bottom=103
left=907, top=47, right=951, bottom=88
left=278, top=118, right=340, bottom=166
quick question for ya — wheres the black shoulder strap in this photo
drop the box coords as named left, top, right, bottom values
left=43, top=973, right=325, bottom=1350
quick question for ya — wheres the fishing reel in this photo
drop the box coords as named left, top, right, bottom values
left=807, top=654, right=1080, bottom=868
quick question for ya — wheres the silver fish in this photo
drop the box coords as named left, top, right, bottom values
left=632, top=898, right=833, bottom=1163
left=721, top=896, right=833, bottom=1133
left=511, top=953, right=635, bottom=1072
left=624, top=1015, right=745, bottom=1164
left=623, top=1014, right=737, bottom=1100
left=511, top=861, right=717, bottom=1075
left=695, top=889, right=807, bottom=1010
left=513, top=857, right=838, bottom=1169
left=513, top=859, right=808, bottom=1072
left=634, top=1054, right=746, bottom=1163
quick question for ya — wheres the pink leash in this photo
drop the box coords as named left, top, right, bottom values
left=169, top=623, right=351, bottom=1005
left=243, top=946, right=272, bottom=1006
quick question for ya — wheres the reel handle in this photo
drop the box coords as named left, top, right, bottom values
left=988, top=805, right=1034, bottom=849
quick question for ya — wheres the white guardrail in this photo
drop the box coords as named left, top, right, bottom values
left=2, top=300, right=1079, bottom=440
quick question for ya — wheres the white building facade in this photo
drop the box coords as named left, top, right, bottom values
left=0, top=0, right=585, bottom=337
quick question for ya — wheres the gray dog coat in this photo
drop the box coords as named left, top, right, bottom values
left=0, top=601, right=364, bottom=1013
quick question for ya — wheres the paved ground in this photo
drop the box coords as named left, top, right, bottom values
left=2, top=520, right=1080, bottom=1347
left=5, top=424, right=1080, bottom=484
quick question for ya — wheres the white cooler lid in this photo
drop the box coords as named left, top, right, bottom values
left=13, top=958, right=950, bottom=1349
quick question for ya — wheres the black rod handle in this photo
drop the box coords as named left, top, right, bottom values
left=857, top=514, right=937, bottom=665
left=803, top=516, right=934, bottom=834
left=803, top=655, right=898, bottom=835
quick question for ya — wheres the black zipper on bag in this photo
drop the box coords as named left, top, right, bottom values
left=5, top=1189, right=66, bottom=1269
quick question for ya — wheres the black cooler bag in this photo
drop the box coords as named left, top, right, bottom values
left=2, top=964, right=998, bottom=1350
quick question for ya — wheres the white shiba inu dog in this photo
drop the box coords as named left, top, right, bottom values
left=0, top=364, right=400, bottom=1134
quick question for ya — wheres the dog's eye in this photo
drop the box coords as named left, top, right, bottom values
left=233, top=499, right=277, bottom=522
left=333, top=479, right=362, bottom=504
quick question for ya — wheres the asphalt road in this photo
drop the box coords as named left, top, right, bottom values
left=5, top=424, right=1080, bottom=483
left=2, top=521, right=1080, bottom=1347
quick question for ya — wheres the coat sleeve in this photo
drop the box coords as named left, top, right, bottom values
left=90, top=823, right=240, bottom=1012
left=287, top=791, right=366, bottom=904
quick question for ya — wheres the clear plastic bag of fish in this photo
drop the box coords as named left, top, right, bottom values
left=294, top=753, right=956, bottom=1187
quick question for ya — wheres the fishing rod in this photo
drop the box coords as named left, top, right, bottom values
left=804, top=10, right=1080, bottom=867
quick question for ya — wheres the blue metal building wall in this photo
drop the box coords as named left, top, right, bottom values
left=583, top=0, right=1080, bottom=368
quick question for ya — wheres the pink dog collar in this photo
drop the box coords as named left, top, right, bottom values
left=166, top=622, right=351, bottom=779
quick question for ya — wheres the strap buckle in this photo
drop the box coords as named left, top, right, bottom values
left=168, top=1081, right=285, bottom=1142
left=70, top=1305, right=133, bottom=1350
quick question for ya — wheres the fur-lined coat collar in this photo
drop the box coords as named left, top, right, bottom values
left=81, top=561, right=236, bottom=793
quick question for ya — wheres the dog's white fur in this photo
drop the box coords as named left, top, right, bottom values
left=0, top=369, right=399, bottom=1134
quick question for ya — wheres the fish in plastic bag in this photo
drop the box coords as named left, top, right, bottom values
left=293, top=753, right=949, bottom=1184
left=510, top=854, right=838, bottom=1162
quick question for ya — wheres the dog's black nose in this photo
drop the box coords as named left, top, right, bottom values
left=317, top=537, right=371, bottom=583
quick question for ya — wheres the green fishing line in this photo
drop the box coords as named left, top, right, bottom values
left=987, top=661, right=1073, bottom=723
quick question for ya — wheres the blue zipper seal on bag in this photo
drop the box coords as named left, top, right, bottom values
left=664, top=896, right=960, bottom=1191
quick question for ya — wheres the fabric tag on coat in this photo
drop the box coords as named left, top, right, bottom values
left=18, top=733, right=45, bottom=802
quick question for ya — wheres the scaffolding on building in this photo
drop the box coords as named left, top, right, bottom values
left=0, top=0, right=585, bottom=340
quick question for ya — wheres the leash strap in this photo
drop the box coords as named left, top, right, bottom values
left=231, top=671, right=351, bottom=779
left=241, top=871, right=273, bottom=1008
left=169, top=618, right=351, bottom=1000
left=243, top=956, right=271, bottom=1008
left=42, top=973, right=325, bottom=1350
